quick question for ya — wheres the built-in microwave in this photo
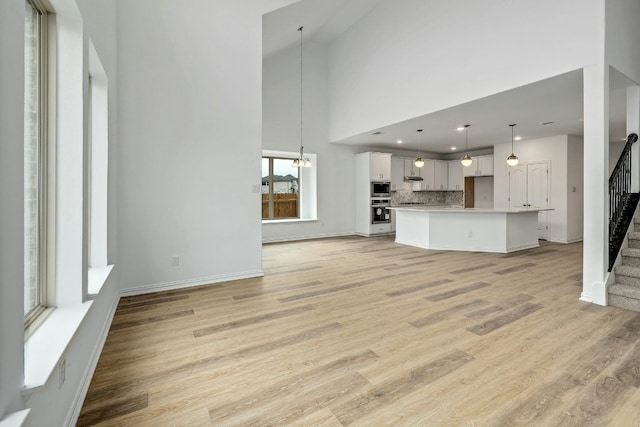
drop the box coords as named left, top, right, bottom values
left=371, top=181, right=391, bottom=197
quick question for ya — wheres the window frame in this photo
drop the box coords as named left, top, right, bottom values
left=24, top=0, right=50, bottom=328
left=262, top=156, right=301, bottom=220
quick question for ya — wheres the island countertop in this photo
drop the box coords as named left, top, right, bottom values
left=389, top=206, right=553, bottom=213
left=392, top=206, right=554, bottom=253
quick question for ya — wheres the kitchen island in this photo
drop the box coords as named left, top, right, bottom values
left=389, top=206, right=553, bottom=253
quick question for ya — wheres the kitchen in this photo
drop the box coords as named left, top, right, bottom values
left=355, top=129, right=583, bottom=252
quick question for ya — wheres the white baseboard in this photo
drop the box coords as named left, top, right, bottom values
left=262, top=232, right=354, bottom=244
left=120, top=270, right=264, bottom=297
left=65, top=294, right=119, bottom=427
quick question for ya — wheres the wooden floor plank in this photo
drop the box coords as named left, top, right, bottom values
left=78, top=237, right=640, bottom=426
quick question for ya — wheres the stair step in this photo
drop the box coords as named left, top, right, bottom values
left=628, top=232, right=640, bottom=249
left=609, top=284, right=640, bottom=312
left=614, top=264, right=640, bottom=286
left=609, top=294, right=640, bottom=312
left=622, top=248, right=640, bottom=267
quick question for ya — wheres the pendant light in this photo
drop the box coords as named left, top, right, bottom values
left=461, top=124, right=473, bottom=167
left=506, top=123, right=519, bottom=166
left=292, top=26, right=311, bottom=168
left=414, top=129, right=425, bottom=168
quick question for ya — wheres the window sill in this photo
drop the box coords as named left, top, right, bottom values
left=262, top=218, right=318, bottom=224
left=0, top=410, right=30, bottom=427
left=23, top=301, right=93, bottom=394
left=88, top=264, right=113, bottom=296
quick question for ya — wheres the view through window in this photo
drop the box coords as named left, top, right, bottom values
left=24, top=0, right=47, bottom=323
left=262, top=157, right=299, bottom=220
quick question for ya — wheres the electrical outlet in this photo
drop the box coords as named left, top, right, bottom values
left=468, top=231, right=473, bottom=238
left=252, top=184, right=261, bottom=193
left=59, top=358, right=66, bottom=389
left=171, top=256, right=180, bottom=266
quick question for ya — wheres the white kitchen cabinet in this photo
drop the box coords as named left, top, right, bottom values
left=416, top=159, right=435, bottom=191
left=355, top=152, right=392, bottom=236
left=369, top=152, right=392, bottom=180
left=448, top=160, right=463, bottom=190
left=391, top=157, right=405, bottom=191
left=463, top=155, right=494, bottom=177
left=434, top=160, right=448, bottom=190
left=404, top=158, right=420, bottom=177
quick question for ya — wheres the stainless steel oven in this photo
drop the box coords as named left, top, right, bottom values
left=371, top=181, right=391, bottom=197
left=371, top=200, right=391, bottom=224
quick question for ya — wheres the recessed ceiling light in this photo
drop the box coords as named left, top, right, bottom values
left=456, top=127, right=465, bottom=131
left=372, top=131, right=382, bottom=135
left=451, top=147, right=457, bottom=151
left=540, top=121, right=555, bottom=126
left=396, top=140, right=403, bottom=144
left=514, top=136, right=522, bottom=141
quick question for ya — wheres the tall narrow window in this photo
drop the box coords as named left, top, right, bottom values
left=261, top=157, right=300, bottom=220
left=24, top=0, right=47, bottom=324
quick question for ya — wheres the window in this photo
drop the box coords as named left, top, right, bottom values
left=262, top=157, right=300, bottom=220
left=87, top=41, right=111, bottom=295
left=24, top=0, right=48, bottom=325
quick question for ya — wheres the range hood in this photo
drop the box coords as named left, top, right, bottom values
left=404, top=176, right=424, bottom=182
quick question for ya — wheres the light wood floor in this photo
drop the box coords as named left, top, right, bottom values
left=78, top=236, right=640, bottom=426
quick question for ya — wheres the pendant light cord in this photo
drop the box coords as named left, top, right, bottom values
left=299, top=26, right=303, bottom=160
left=511, top=124, right=514, bottom=152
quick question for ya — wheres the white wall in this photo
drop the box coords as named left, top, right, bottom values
left=494, top=135, right=584, bottom=243
left=262, top=41, right=362, bottom=242
left=0, top=0, right=122, bottom=424
left=328, top=0, right=601, bottom=142
left=0, top=0, right=26, bottom=419
left=567, top=135, right=585, bottom=243
left=609, top=139, right=626, bottom=173
left=473, top=177, right=494, bottom=209
left=116, top=0, right=299, bottom=293
left=606, top=0, right=640, bottom=85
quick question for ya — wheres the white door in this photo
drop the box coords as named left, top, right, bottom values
left=509, top=165, right=527, bottom=208
left=527, top=163, right=549, bottom=240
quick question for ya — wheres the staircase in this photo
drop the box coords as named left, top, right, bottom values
left=609, top=216, right=640, bottom=312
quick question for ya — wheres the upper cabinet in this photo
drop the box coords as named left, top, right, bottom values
left=448, top=160, right=463, bottom=190
left=369, top=152, right=392, bottom=180
left=434, top=160, right=448, bottom=190
left=463, top=155, right=494, bottom=177
left=391, top=157, right=405, bottom=190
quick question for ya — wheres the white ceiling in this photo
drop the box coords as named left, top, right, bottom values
left=262, top=0, right=383, bottom=59
left=263, top=1, right=635, bottom=154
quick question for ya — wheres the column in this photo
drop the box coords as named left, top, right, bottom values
left=582, top=64, right=610, bottom=305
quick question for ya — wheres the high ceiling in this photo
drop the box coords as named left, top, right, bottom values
left=263, top=1, right=635, bottom=154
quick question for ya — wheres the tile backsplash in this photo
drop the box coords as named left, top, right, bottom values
left=391, top=182, right=463, bottom=206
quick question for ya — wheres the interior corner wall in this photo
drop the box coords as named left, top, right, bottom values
left=115, top=0, right=298, bottom=292
left=606, top=0, right=640, bottom=85
left=328, top=0, right=602, bottom=142
left=567, top=135, right=585, bottom=242
left=494, top=135, right=574, bottom=243
left=0, top=0, right=27, bottom=419
left=262, top=41, right=363, bottom=242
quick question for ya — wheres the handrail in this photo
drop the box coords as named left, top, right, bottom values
left=609, top=132, right=639, bottom=271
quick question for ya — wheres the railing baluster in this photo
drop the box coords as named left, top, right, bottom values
left=609, top=133, right=640, bottom=271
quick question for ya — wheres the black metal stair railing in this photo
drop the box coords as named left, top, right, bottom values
left=609, top=132, right=640, bottom=271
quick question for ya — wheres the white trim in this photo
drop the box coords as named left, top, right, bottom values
left=0, top=410, right=30, bottom=427
left=547, top=238, right=584, bottom=244
left=87, top=264, right=113, bottom=296
left=23, top=301, right=93, bottom=393
left=120, top=270, right=264, bottom=297
left=263, top=232, right=355, bottom=244
left=580, top=291, right=593, bottom=303
left=262, top=218, right=318, bottom=224
left=64, top=294, right=119, bottom=427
